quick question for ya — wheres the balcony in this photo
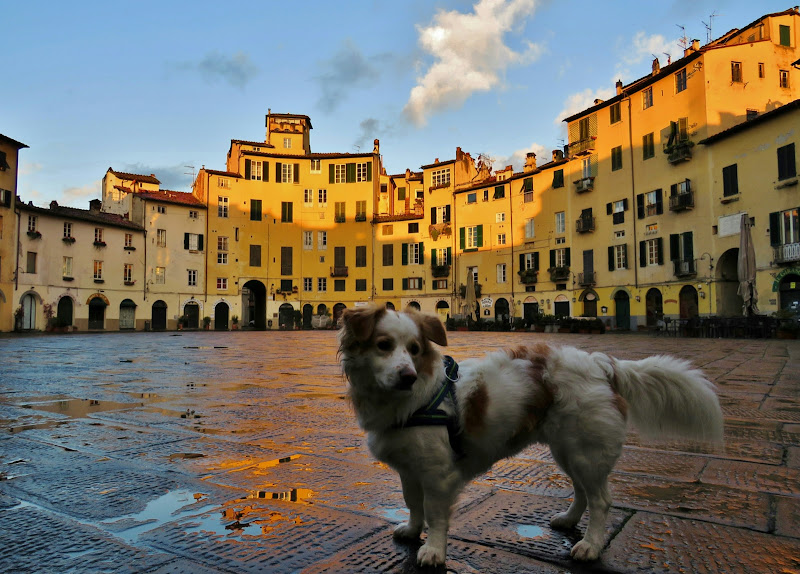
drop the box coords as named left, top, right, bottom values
left=431, top=264, right=451, bottom=278
left=612, top=211, right=624, bottom=225
left=334, top=216, right=346, bottom=223
left=575, top=216, right=595, bottom=233
left=518, top=268, right=538, bottom=284
left=669, top=191, right=694, bottom=212
left=330, top=266, right=349, bottom=277
left=673, top=259, right=697, bottom=278
left=372, top=203, right=425, bottom=223
left=354, top=214, right=367, bottom=222
left=568, top=137, right=596, bottom=156
left=549, top=267, right=570, bottom=282
left=578, top=271, right=596, bottom=286
left=666, top=141, right=693, bottom=164
left=774, top=242, right=800, bottom=264
left=574, top=177, right=594, bottom=193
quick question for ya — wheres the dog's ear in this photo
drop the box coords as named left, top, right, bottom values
left=418, top=314, right=447, bottom=347
left=341, top=306, right=386, bottom=342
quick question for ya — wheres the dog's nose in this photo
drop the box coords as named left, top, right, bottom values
left=397, top=367, right=417, bottom=390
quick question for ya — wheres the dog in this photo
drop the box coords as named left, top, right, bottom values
left=338, top=306, right=724, bottom=567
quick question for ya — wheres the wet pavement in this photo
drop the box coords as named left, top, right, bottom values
left=1, top=330, right=799, bottom=573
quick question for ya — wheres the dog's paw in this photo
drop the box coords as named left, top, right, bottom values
left=417, top=543, right=446, bottom=567
left=393, top=522, right=422, bottom=540
left=550, top=512, right=580, bottom=530
left=570, top=539, right=601, bottom=561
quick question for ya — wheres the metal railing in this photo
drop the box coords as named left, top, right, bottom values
left=578, top=271, right=596, bottom=286
left=330, top=266, right=349, bottom=277
left=673, top=259, right=697, bottom=277
left=669, top=191, right=694, bottom=211
left=575, top=216, right=595, bottom=233
left=569, top=138, right=596, bottom=155
left=774, top=242, right=800, bottom=264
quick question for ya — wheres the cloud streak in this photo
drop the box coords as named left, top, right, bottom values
left=404, top=0, right=542, bottom=127
left=315, top=39, right=387, bottom=112
left=180, top=51, right=258, bottom=88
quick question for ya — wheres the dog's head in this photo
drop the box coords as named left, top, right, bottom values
left=338, top=305, right=447, bottom=394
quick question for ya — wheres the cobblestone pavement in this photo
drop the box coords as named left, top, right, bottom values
left=1, top=330, right=799, bottom=573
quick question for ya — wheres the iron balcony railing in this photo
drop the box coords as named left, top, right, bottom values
left=667, top=141, right=693, bottom=164
left=669, top=191, right=694, bottom=211
left=673, top=259, right=697, bottom=277
left=578, top=271, right=596, bottom=286
left=774, top=242, right=800, bottom=264
left=568, top=138, right=596, bottom=156
left=372, top=204, right=425, bottom=223
left=549, top=267, right=571, bottom=282
left=330, top=266, right=349, bottom=277
left=575, top=216, right=595, bottom=233
left=574, top=177, right=594, bottom=193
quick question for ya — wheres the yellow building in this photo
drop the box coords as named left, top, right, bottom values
left=0, top=133, right=27, bottom=332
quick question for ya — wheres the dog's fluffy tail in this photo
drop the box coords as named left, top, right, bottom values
left=602, top=354, right=724, bottom=444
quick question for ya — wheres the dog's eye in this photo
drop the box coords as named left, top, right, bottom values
left=376, top=338, right=393, bottom=352
left=408, top=342, right=420, bottom=355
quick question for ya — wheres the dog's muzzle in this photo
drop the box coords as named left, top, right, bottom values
left=396, top=367, right=417, bottom=391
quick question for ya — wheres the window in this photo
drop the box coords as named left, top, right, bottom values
left=579, top=117, right=590, bottom=140
left=780, top=24, right=791, bottom=46
left=521, top=252, right=538, bottom=271
left=675, top=68, right=687, bottom=93
left=522, top=177, right=533, bottom=202
left=356, top=200, right=367, bottom=221
left=188, top=269, right=197, bottom=287
left=497, top=233, right=506, bottom=246
left=155, top=266, right=165, bottom=284
left=722, top=164, right=739, bottom=196
left=356, top=162, right=370, bottom=182
left=189, top=210, right=199, bottom=219
left=778, top=143, right=797, bottom=180
left=217, top=278, right=228, bottom=290
left=280, top=163, right=296, bottom=184
left=405, top=242, right=422, bottom=265
left=334, top=164, right=347, bottom=183
left=283, top=137, right=291, bottom=149
left=303, top=231, right=313, bottom=250
left=615, top=230, right=625, bottom=239
left=310, top=159, right=321, bottom=173
left=318, top=189, right=327, bottom=206
left=431, top=168, right=450, bottom=188
left=555, top=212, right=565, bottom=234
left=94, top=228, right=104, bottom=244
left=432, top=247, right=451, bottom=266
left=281, top=246, right=293, bottom=275
left=464, top=225, right=482, bottom=250
left=218, top=196, right=229, bottom=218
left=27, top=215, right=37, bottom=232
left=731, top=61, right=742, bottom=83
left=780, top=70, right=790, bottom=89
left=607, top=244, right=626, bottom=271
left=383, top=278, right=393, bottom=291
left=555, top=236, right=566, bottom=245
left=406, top=222, right=418, bottom=234
left=318, top=277, right=327, bottom=292
left=432, top=279, right=448, bottom=290
left=404, top=277, right=422, bottom=290
left=304, top=189, right=314, bottom=207
left=553, top=248, right=568, bottom=268
left=124, top=233, right=133, bottom=247
left=641, top=238, right=662, bottom=267
left=26, top=252, right=37, bottom=273
left=758, top=63, right=765, bottom=78
left=553, top=169, right=564, bottom=188
left=356, top=245, right=367, bottom=267
left=157, top=205, right=166, bottom=214
left=383, top=225, right=393, bottom=236
left=382, top=244, right=393, bottom=266
left=432, top=205, right=451, bottom=224
left=93, top=259, right=103, bottom=280
left=637, top=190, right=663, bottom=218
left=525, top=218, right=535, bottom=239
left=185, top=233, right=202, bottom=251
left=608, top=199, right=627, bottom=224
left=611, top=146, right=623, bottom=171
left=646, top=223, right=658, bottom=234
left=281, top=202, right=293, bottom=223
left=318, top=231, right=327, bottom=250
left=770, top=208, right=800, bottom=246
left=642, top=87, right=653, bottom=109
left=249, top=245, right=261, bottom=267
left=0, top=188, right=12, bottom=207
left=467, top=193, right=477, bottom=204
left=670, top=232, right=694, bottom=267
left=250, top=199, right=262, bottom=221
left=355, top=279, right=367, bottom=292
left=157, top=229, right=167, bottom=247
left=218, top=178, right=230, bottom=189
left=63, top=222, right=72, bottom=238
left=397, top=187, right=406, bottom=201
left=643, top=133, right=655, bottom=160
left=497, top=263, right=507, bottom=283
left=467, top=266, right=478, bottom=284
left=304, top=277, right=313, bottom=292
left=610, top=102, right=621, bottom=124
left=280, top=280, right=293, bottom=292
left=493, top=212, right=505, bottom=224
left=63, top=256, right=73, bottom=278
left=124, top=264, right=133, bottom=283
left=335, top=202, right=346, bottom=222
left=493, top=185, right=505, bottom=200
left=217, top=236, right=228, bottom=264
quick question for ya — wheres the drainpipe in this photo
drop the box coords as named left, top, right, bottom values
left=626, top=95, right=639, bottom=290
left=508, top=178, right=515, bottom=319
left=14, top=202, right=21, bottom=292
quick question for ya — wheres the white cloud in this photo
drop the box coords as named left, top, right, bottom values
left=60, top=180, right=101, bottom=207
left=493, top=141, right=547, bottom=172
left=404, top=0, right=542, bottom=127
left=554, top=87, right=615, bottom=125
left=615, top=31, right=681, bottom=83
left=20, top=162, right=42, bottom=176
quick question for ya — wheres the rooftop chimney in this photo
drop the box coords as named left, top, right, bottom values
left=594, top=99, right=604, bottom=105
left=89, top=199, right=102, bottom=213
left=552, top=149, right=564, bottom=162
left=616, top=79, right=623, bottom=95
left=652, top=57, right=661, bottom=76
left=684, top=39, right=701, bottom=57
left=373, top=138, right=380, bottom=154
left=49, top=200, right=59, bottom=210
left=524, top=152, right=537, bottom=172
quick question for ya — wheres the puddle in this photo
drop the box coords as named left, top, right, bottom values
left=248, top=488, right=313, bottom=503
left=185, top=505, right=305, bottom=538
left=103, top=489, right=214, bottom=543
left=516, top=524, right=546, bottom=539
left=21, top=398, right=147, bottom=418
left=7, top=420, right=68, bottom=434
left=379, top=507, right=409, bottom=522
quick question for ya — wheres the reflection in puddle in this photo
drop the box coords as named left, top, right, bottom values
left=379, top=507, right=409, bottom=522
left=186, top=504, right=306, bottom=538
left=104, top=489, right=213, bottom=543
left=516, top=524, right=546, bottom=539
left=248, top=488, right=313, bottom=503
left=22, top=398, right=147, bottom=417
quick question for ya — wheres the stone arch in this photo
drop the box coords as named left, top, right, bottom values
left=579, top=289, right=598, bottom=317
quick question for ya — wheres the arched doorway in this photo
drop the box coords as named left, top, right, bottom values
left=316, top=303, right=328, bottom=315
left=119, top=299, right=136, bottom=330
left=332, top=303, right=346, bottom=326
left=385, top=302, right=396, bottom=310
left=151, top=300, right=167, bottom=330
left=554, top=295, right=570, bottom=318
left=580, top=290, right=598, bottom=317
left=645, top=288, right=663, bottom=327
left=435, top=300, right=449, bottom=322
left=184, top=302, right=200, bottom=329
left=303, top=304, right=313, bottom=329
left=614, top=291, right=630, bottom=331
left=278, top=303, right=294, bottom=329
left=716, top=248, right=742, bottom=316
left=778, top=273, right=800, bottom=312
left=407, top=301, right=421, bottom=311
left=523, top=296, right=539, bottom=327
left=88, top=297, right=106, bottom=330
left=679, top=285, right=699, bottom=319
left=57, top=297, right=73, bottom=327
left=495, top=298, right=510, bottom=324
left=215, top=302, right=229, bottom=330
left=21, top=293, right=37, bottom=330
left=243, top=280, right=267, bottom=329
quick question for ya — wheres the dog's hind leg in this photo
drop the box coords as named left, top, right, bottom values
left=549, top=484, right=587, bottom=529
left=393, top=473, right=424, bottom=540
left=569, top=474, right=612, bottom=561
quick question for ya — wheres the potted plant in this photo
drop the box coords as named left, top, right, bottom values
left=177, top=315, right=187, bottom=330
left=590, top=318, right=606, bottom=334
left=27, top=230, right=42, bottom=239
left=202, top=316, right=211, bottom=330
left=231, top=315, right=239, bottom=330
left=43, top=303, right=54, bottom=332
left=518, top=268, right=538, bottom=284
left=13, top=305, right=24, bottom=331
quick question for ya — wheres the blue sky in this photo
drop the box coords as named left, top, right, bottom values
left=2, top=0, right=790, bottom=207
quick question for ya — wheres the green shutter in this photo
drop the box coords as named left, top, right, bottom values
left=565, top=247, right=571, bottom=267
left=346, top=163, right=356, bottom=183
left=446, top=247, right=451, bottom=265
left=402, top=278, right=408, bottom=290
left=198, top=235, right=204, bottom=251
left=431, top=249, right=437, bottom=266
left=550, top=250, right=556, bottom=269
left=263, top=161, right=269, bottom=182
left=276, top=162, right=282, bottom=182
left=329, top=164, right=335, bottom=183
left=459, top=227, right=465, bottom=250
left=769, top=212, right=781, bottom=246
left=294, top=163, right=300, bottom=183
left=431, top=207, right=437, bottom=224
left=670, top=234, right=680, bottom=261
left=419, top=242, right=424, bottom=264
left=244, top=159, right=251, bottom=180
left=657, top=237, right=664, bottom=265
left=683, top=232, right=693, bottom=261
left=184, top=233, right=190, bottom=250
left=780, top=25, right=791, bottom=47
left=639, top=241, right=646, bottom=267
left=402, top=243, right=408, bottom=265
left=366, top=162, right=372, bottom=181
left=534, top=252, right=539, bottom=271
left=608, top=246, right=615, bottom=271
left=476, top=225, right=483, bottom=248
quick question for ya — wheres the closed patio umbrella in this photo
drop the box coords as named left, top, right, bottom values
left=463, top=270, right=477, bottom=321
left=737, top=213, right=759, bottom=316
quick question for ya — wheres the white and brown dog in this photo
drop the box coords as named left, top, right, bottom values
left=338, top=306, right=723, bottom=567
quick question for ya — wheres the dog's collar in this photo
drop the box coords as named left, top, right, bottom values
left=395, top=356, right=464, bottom=458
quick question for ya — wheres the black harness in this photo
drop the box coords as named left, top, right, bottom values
left=395, top=356, right=464, bottom=458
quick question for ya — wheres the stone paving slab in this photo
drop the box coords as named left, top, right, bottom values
left=701, top=458, right=800, bottom=496
left=601, top=511, right=800, bottom=573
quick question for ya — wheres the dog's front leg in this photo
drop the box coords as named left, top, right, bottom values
left=417, top=471, right=461, bottom=567
left=393, top=473, right=424, bottom=540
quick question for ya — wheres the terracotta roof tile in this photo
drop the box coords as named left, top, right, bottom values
left=134, top=189, right=205, bottom=207
left=108, top=168, right=161, bottom=185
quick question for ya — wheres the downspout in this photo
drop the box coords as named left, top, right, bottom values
left=626, top=95, right=639, bottom=290
left=14, top=202, right=20, bottom=292
left=204, top=172, right=210, bottom=317
left=508, top=178, right=515, bottom=319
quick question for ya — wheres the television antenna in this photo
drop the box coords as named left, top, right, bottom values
left=184, top=165, right=196, bottom=186
left=703, top=11, right=720, bottom=43
left=676, top=25, right=688, bottom=50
